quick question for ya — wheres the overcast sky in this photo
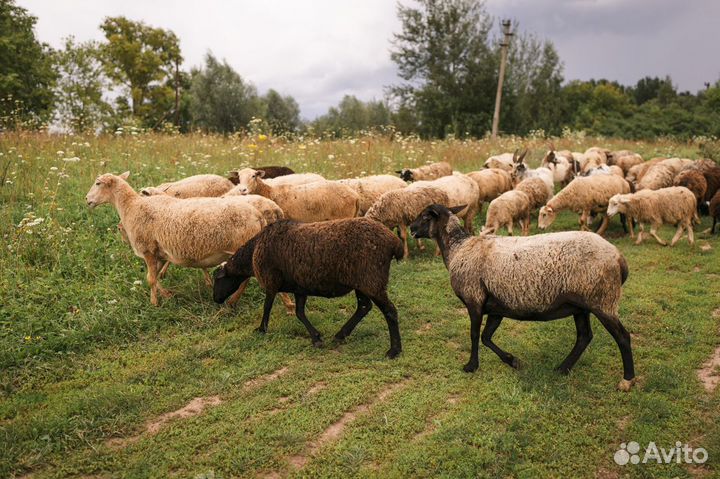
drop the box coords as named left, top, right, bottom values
left=18, top=0, right=720, bottom=119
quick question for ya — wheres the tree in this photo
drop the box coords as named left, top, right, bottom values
left=53, top=37, right=111, bottom=132
left=188, top=53, right=262, bottom=133
left=99, top=16, right=182, bottom=128
left=0, top=0, right=56, bottom=128
left=312, top=95, right=391, bottom=136
left=263, top=89, right=301, bottom=134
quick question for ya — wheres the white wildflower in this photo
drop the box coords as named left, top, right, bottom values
left=63, top=157, right=80, bottom=163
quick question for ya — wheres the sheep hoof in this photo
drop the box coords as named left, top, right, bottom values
left=463, top=361, right=479, bottom=373
left=333, top=333, right=347, bottom=344
left=311, top=337, right=324, bottom=348
left=386, top=348, right=401, bottom=359
left=508, top=356, right=519, bottom=369
left=254, top=326, right=267, bottom=335
left=158, top=288, right=173, bottom=299
left=617, top=378, right=635, bottom=392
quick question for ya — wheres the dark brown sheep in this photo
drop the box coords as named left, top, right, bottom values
left=213, top=218, right=404, bottom=357
left=228, top=165, right=294, bottom=184
left=673, top=169, right=708, bottom=208
left=702, top=165, right=720, bottom=203
left=710, top=190, right=720, bottom=234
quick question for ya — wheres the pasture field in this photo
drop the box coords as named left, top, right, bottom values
left=1, top=131, right=719, bottom=478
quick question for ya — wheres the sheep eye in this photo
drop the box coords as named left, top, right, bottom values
left=95, top=181, right=101, bottom=186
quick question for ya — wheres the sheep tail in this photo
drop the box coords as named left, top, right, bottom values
left=392, top=237, right=404, bottom=262
left=618, top=254, right=629, bottom=285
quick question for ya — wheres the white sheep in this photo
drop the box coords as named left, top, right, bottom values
left=482, top=190, right=531, bottom=236
left=466, top=168, right=513, bottom=216
left=411, top=172, right=481, bottom=233
left=483, top=152, right=515, bottom=171
left=140, top=174, right=234, bottom=198
left=397, top=161, right=453, bottom=182
left=86, top=172, right=266, bottom=305
left=607, top=187, right=697, bottom=246
left=231, top=168, right=359, bottom=222
left=336, top=175, right=407, bottom=215
left=541, top=149, right=578, bottom=185
left=510, top=150, right=554, bottom=194
left=229, top=171, right=324, bottom=187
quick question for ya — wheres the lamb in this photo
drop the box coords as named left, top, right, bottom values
left=213, top=218, right=404, bottom=357
left=230, top=168, right=359, bottom=222
left=541, top=149, right=579, bottom=185
left=336, top=174, right=407, bottom=215
left=608, top=152, right=643, bottom=175
left=365, top=185, right=449, bottom=258
left=409, top=204, right=635, bottom=391
left=481, top=190, right=531, bottom=236
left=86, top=172, right=266, bottom=305
left=538, top=174, right=632, bottom=236
left=140, top=174, right=234, bottom=198
left=607, top=187, right=697, bottom=246
left=673, top=169, right=707, bottom=208
left=396, top=161, right=452, bottom=182
left=710, top=190, right=720, bottom=234
left=483, top=152, right=515, bottom=171
left=466, top=168, right=513, bottom=216
left=228, top=171, right=324, bottom=187
left=410, top=172, right=481, bottom=233
left=514, top=177, right=553, bottom=211
left=510, top=150, right=554, bottom=193
left=625, top=157, right=664, bottom=185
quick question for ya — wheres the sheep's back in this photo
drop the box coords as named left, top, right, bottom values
left=467, top=169, right=513, bottom=201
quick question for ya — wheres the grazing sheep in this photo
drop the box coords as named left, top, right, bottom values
left=538, top=174, right=632, bottom=236
left=482, top=190, right=531, bottom=236
left=228, top=171, right=324, bottom=187
left=466, top=168, right=513, bottom=216
left=585, top=164, right=625, bottom=178
left=673, top=169, right=707, bottom=208
left=710, top=190, right=720, bottom=234
left=140, top=174, right=234, bottom=198
left=581, top=147, right=610, bottom=174
left=541, top=149, right=579, bottom=185
left=396, top=161, right=452, bottom=182
left=336, top=175, right=407, bottom=215
left=483, top=152, right=515, bottom=171
left=510, top=150, right=554, bottom=193
left=213, top=218, right=404, bottom=357
left=411, top=172, right=481, bottom=233
left=409, top=204, right=635, bottom=391
left=221, top=192, right=285, bottom=225
left=700, top=164, right=720, bottom=203
left=365, top=185, right=449, bottom=258
left=660, top=157, right=694, bottom=175
left=691, top=159, right=718, bottom=174
left=607, top=187, right=697, bottom=246
left=637, top=164, right=676, bottom=191
left=231, top=168, right=359, bottom=222
left=625, top=157, right=664, bottom=185
left=608, top=152, right=643, bottom=175
left=86, top=172, right=266, bottom=305
left=514, top=177, right=553, bottom=211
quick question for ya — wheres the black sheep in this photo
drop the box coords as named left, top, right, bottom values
left=213, top=217, right=404, bottom=357
left=228, top=166, right=294, bottom=184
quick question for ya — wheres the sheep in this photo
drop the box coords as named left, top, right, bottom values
left=585, top=164, right=625, bottom=178
left=607, top=187, right=697, bottom=246
left=608, top=152, right=643, bottom=175
left=221, top=192, right=285, bottom=225
left=230, top=168, right=359, bottom=222
left=625, top=157, right=664, bottom=185
left=336, top=175, right=407, bottom=215
left=710, top=190, right=720, bottom=234
left=86, top=172, right=266, bottom=305
left=228, top=171, right=324, bottom=187
left=396, top=161, right=452, bottom=182
left=701, top=164, right=720, bottom=203
left=466, top=168, right=513, bottom=216
left=410, top=172, right=481, bottom=233
left=510, top=150, right=554, bottom=193
left=365, top=185, right=449, bottom=258
left=581, top=147, right=610, bottom=174
left=140, top=174, right=234, bottom=198
left=673, top=169, right=707, bottom=209
left=213, top=217, right=404, bottom=357
left=408, top=204, right=635, bottom=391
left=514, top=177, right=553, bottom=211
left=250, top=165, right=295, bottom=179
left=637, top=164, right=676, bottom=191
left=541, top=149, right=579, bottom=185
left=538, top=174, right=632, bottom=236
left=481, top=190, right=531, bottom=236
left=483, top=152, right=515, bottom=171
left=659, top=157, right=694, bottom=175
left=691, top=159, right=718, bottom=174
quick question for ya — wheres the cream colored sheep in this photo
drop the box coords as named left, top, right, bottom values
left=538, top=174, right=632, bottom=236
left=607, top=187, right=697, bottom=246
left=608, top=152, right=643, bottom=174
left=336, top=175, right=407, bottom=215
left=585, top=165, right=624, bottom=177
left=625, top=157, right=664, bottom=184
left=140, top=174, right=234, bottom=198
left=86, top=172, right=266, bottom=305
left=659, top=157, right=694, bottom=175
left=228, top=171, right=324, bottom=188
left=482, top=190, right=531, bottom=236
left=510, top=150, right=554, bottom=193
left=637, top=164, right=676, bottom=191
left=222, top=192, right=285, bottom=225
left=397, top=161, right=452, bottom=182
left=541, top=150, right=578, bottom=185
left=231, top=168, right=359, bottom=222
left=466, top=168, right=513, bottom=216
left=365, top=185, right=449, bottom=258
left=514, top=177, right=553, bottom=211
left=483, top=152, right=515, bottom=171
left=411, top=172, right=481, bottom=233
left=581, top=147, right=609, bottom=174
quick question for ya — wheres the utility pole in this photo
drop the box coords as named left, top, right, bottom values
left=491, top=19, right=513, bottom=139
left=174, top=57, right=180, bottom=128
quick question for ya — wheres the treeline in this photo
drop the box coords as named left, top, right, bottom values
left=2, top=0, right=720, bottom=140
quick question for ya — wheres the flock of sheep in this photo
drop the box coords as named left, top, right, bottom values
left=84, top=146, right=720, bottom=392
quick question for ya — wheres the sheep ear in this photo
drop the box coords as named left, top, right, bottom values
left=140, top=189, right=150, bottom=196
left=449, top=205, right=466, bottom=215
left=256, top=170, right=266, bottom=178
left=119, top=171, right=130, bottom=180
left=395, top=170, right=402, bottom=174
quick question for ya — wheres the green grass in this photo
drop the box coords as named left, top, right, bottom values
left=1, top=132, right=718, bottom=478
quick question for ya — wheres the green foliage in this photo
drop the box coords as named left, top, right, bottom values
left=0, top=0, right=57, bottom=129
left=262, top=89, right=301, bottom=135
left=188, top=53, right=262, bottom=133
left=312, top=95, right=391, bottom=136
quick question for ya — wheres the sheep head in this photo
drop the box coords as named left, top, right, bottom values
left=86, top=171, right=130, bottom=208
left=607, top=195, right=630, bottom=217
left=232, top=168, right=265, bottom=195
left=396, top=168, right=414, bottom=182
left=537, top=205, right=557, bottom=230
left=409, top=204, right=466, bottom=239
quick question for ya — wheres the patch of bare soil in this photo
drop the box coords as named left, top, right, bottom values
left=697, top=345, right=720, bottom=393
left=700, top=242, right=712, bottom=252
left=416, top=322, right=432, bottom=334
left=306, top=381, right=327, bottom=396
left=243, top=366, right=289, bottom=390
left=412, top=394, right=460, bottom=442
left=712, top=308, right=720, bottom=319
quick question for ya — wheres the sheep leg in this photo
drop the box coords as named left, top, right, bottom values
left=670, top=224, right=685, bottom=246
left=463, top=304, right=484, bottom=373
left=506, top=221, right=513, bottom=236
left=634, top=224, right=645, bottom=245
left=399, top=224, right=410, bottom=259
left=592, top=310, right=635, bottom=391
left=649, top=225, right=667, bottom=246
left=158, top=260, right=170, bottom=279
left=202, top=268, right=213, bottom=287
left=225, top=278, right=250, bottom=306
left=333, top=291, right=372, bottom=343
left=555, top=312, right=593, bottom=374
left=626, top=215, right=635, bottom=239
left=579, top=210, right=590, bottom=231
left=712, top=217, right=717, bottom=234
left=595, top=215, right=610, bottom=236
left=293, top=294, right=323, bottom=348
left=143, top=253, right=171, bottom=306
left=279, top=293, right=296, bottom=315
left=687, top=223, right=694, bottom=245
left=256, top=291, right=276, bottom=334
left=370, top=292, right=401, bottom=359
left=481, top=315, right=518, bottom=368
left=522, top=213, right=531, bottom=236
